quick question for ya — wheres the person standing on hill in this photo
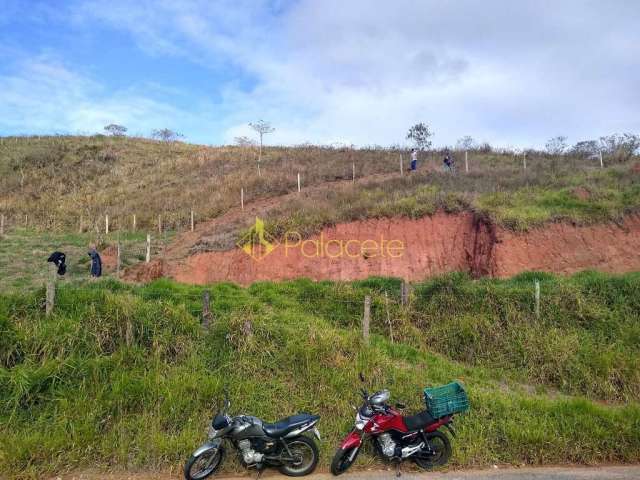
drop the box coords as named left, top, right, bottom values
left=410, top=149, right=418, bottom=172
left=88, top=245, right=102, bottom=278
left=443, top=151, right=454, bottom=173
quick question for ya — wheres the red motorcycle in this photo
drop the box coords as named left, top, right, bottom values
left=331, top=375, right=464, bottom=476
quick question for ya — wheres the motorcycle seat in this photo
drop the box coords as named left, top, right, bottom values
left=263, top=413, right=319, bottom=437
left=403, top=410, right=436, bottom=431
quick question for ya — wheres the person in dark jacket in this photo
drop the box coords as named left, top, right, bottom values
left=47, top=251, right=67, bottom=275
left=88, top=246, right=102, bottom=278
left=443, top=151, right=454, bottom=173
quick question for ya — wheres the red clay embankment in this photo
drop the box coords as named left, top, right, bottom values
left=125, top=213, right=640, bottom=285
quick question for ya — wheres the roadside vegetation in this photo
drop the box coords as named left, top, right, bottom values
left=1, top=272, right=639, bottom=478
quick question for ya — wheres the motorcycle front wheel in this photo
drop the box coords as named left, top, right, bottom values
left=278, top=435, right=319, bottom=477
left=414, top=430, right=451, bottom=470
left=184, top=446, right=224, bottom=480
left=330, top=446, right=359, bottom=476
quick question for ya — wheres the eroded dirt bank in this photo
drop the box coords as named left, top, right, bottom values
left=125, top=213, right=640, bottom=285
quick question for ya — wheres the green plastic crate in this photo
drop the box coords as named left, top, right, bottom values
left=423, top=381, right=469, bottom=418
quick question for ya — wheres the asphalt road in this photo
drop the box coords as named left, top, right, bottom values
left=49, top=466, right=640, bottom=480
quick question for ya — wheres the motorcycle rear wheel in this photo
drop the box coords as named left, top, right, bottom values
left=330, top=446, right=359, bottom=476
left=278, top=435, right=319, bottom=477
left=414, top=431, right=451, bottom=470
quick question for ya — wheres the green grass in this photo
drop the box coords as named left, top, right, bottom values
left=1, top=273, right=639, bottom=478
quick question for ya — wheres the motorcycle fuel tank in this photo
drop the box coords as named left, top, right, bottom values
left=231, top=416, right=267, bottom=440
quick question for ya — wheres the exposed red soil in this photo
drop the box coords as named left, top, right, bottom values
left=122, top=164, right=640, bottom=285
left=100, top=245, right=118, bottom=271
left=124, top=211, right=640, bottom=285
left=493, top=216, right=640, bottom=277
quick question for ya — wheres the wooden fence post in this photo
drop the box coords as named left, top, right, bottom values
left=78, top=215, right=83, bottom=234
left=0, top=214, right=4, bottom=236
left=465, top=151, right=469, bottom=173
left=534, top=280, right=540, bottom=319
left=133, top=214, right=137, bottom=231
left=599, top=151, right=604, bottom=168
left=363, top=295, right=371, bottom=344
left=297, top=173, right=301, bottom=192
left=241, top=188, right=244, bottom=210
left=401, top=280, right=409, bottom=306
left=257, top=162, right=261, bottom=177
left=105, top=215, right=109, bottom=234
left=400, top=154, right=403, bottom=175
left=190, top=210, right=195, bottom=232
left=523, top=152, right=527, bottom=170
left=158, top=215, right=162, bottom=234
left=146, top=234, right=151, bottom=263
left=24, top=214, right=28, bottom=227
left=352, top=162, right=356, bottom=183
left=385, top=292, right=394, bottom=343
left=46, top=264, right=56, bottom=316
left=202, top=290, right=212, bottom=328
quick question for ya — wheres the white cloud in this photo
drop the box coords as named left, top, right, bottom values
left=4, top=0, right=640, bottom=147
left=0, top=54, right=195, bottom=136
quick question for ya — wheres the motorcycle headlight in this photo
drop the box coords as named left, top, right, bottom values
left=207, top=426, right=218, bottom=438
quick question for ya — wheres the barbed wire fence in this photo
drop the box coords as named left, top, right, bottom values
left=39, top=277, right=416, bottom=339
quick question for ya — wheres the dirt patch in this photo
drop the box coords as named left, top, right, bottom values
left=100, top=245, right=118, bottom=272
left=124, top=212, right=640, bottom=285
left=572, top=187, right=591, bottom=200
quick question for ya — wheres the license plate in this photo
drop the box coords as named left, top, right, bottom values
left=313, top=427, right=321, bottom=441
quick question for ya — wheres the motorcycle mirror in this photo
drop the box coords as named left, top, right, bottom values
left=222, top=385, right=230, bottom=411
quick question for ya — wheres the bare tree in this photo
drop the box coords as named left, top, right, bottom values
left=545, top=136, right=568, bottom=155
left=249, top=120, right=275, bottom=163
left=570, top=140, right=600, bottom=158
left=235, top=136, right=256, bottom=162
left=104, top=124, right=127, bottom=136
left=456, top=135, right=475, bottom=151
left=406, top=123, right=433, bottom=150
left=599, top=133, right=640, bottom=162
left=234, top=136, right=255, bottom=148
left=151, top=128, right=184, bottom=142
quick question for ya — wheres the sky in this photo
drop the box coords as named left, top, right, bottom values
left=0, top=0, right=638, bottom=148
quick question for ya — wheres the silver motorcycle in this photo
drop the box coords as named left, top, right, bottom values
left=184, top=394, right=321, bottom=479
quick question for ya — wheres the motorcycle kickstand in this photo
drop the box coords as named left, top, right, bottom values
left=394, top=460, right=402, bottom=478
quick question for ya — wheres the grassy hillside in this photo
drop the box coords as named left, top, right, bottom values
left=1, top=136, right=639, bottom=246
left=1, top=272, right=639, bottom=478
